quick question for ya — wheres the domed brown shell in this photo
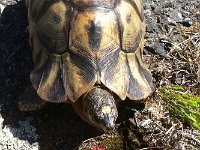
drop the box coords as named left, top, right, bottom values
left=26, top=0, right=154, bottom=102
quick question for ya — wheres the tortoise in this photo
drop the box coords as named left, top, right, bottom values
left=19, top=0, right=154, bottom=132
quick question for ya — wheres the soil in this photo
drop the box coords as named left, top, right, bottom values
left=0, top=0, right=199, bottom=150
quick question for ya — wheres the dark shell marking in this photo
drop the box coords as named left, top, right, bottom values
left=85, top=20, right=103, bottom=51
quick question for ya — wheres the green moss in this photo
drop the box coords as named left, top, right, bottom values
left=99, top=132, right=123, bottom=149
left=159, top=85, right=200, bottom=130
left=78, top=132, right=123, bottom=150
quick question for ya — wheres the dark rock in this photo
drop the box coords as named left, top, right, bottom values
left=182, top=18, right=193, bottom=27
left=154, top=42, right=166, bottom=56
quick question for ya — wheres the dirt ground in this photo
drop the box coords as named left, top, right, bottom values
left=0, top=0, right=199, bottom=150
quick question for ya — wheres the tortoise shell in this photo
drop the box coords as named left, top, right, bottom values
left=26, top=0, right=154, bottom=102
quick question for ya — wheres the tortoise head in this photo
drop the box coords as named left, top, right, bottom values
left=82, top=87, right=118, bottom=133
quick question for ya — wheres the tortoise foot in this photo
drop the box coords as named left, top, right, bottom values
left=18, top=85, right=46, bottom=112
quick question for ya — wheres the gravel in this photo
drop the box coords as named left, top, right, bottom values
left=143, top=0, right=199, bottom=56
left=0, top=114, right=38, bottom=150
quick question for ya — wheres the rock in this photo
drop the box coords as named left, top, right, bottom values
left=154, top=42, right=166, bottom=56
left=169, top=9, right=183, bottom=24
